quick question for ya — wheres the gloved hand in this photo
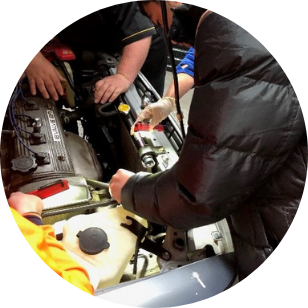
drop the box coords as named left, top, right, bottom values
left=130, top=97, right=176, bottom=134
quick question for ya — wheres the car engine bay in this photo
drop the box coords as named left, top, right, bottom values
left=1, top=49, right=236, bottom=306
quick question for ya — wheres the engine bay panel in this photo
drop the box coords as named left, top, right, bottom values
left=1, top=51, right=235, bottom=304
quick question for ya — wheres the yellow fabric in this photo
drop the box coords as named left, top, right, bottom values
left=10, top=207, right=94, bottom=295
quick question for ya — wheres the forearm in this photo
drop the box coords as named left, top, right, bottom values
left=164, top=73, right=195, bottom=98
left=117, top=36, right=152, bottom=83
left=121, top=168, right=219, bottom=230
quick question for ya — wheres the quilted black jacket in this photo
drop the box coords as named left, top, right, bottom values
left=122, top=10, right=307, bottom=280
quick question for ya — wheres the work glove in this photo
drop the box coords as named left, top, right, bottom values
left=130, top=97, right=176, bottom=135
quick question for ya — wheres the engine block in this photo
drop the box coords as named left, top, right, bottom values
left=1, top=95, right=102, bottom=195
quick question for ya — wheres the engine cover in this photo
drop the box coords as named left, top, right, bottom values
left=2, top=96, right=102, bottom=194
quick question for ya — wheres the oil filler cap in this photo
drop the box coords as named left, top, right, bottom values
left=11, top=156, right=37, bottom=173
left=77, top=227, right=110, bottom=255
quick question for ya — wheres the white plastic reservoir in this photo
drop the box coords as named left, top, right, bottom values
left=60, top=205, right=148, bottom=289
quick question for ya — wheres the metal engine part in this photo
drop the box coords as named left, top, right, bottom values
left=1, top=95, right=102, bottom=201
left=1, top=50, right=236, bottom=304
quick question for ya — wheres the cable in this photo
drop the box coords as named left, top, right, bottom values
left=8, top=81, right=39, bottom=155
left=160, top=1, right=186, bottom=140
left=15, top=114, right=35, bottom=120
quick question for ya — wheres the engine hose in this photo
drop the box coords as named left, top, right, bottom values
left=97, top=103, right=118, bottom=117
left=160, top=2, right=186, bottom=140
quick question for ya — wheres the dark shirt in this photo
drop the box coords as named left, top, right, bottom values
left=56, top=3, right=156, bottom=54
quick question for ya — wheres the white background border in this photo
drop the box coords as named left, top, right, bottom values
left=0, top=1, right=307, bottom=307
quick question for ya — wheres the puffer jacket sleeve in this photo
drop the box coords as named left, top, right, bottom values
left=121, top=12, right=305, bottom=230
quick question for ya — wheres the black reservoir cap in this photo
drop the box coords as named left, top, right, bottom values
left=77, top=227, right=110, bottom=255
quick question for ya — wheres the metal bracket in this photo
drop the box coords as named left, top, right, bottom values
left=121, top=216, right=172, bottom=261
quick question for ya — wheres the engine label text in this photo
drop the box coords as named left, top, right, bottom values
left=47, top=109, right=61, bottom=142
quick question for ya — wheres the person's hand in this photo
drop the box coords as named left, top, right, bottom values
left=94, top=73, right=131, bottom=104
left=109, top=169, right=135, bottom=203
left=130, top=97, right=176, bottom=134
left=8, top=191, right=44, bottom=215
left=25, top=52, right=66, bottom=101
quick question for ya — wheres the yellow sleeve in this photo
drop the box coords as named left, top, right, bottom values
left=10, top=208, right=94, bottom=295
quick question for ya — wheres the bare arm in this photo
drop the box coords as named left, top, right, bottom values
left=164, top=72, right=194, bottom=99
left=94, top=36, right=152, bottom=104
